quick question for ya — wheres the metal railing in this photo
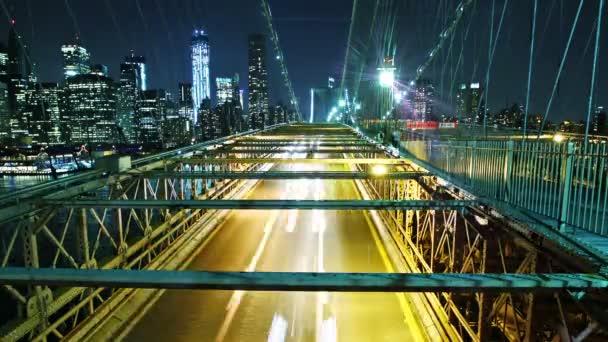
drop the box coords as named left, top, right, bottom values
left=362, top=123, right=608, bottom=237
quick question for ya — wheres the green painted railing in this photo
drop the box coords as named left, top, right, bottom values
left=362, top=123, right=608, bottom=236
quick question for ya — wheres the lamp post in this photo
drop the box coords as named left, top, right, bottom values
left=378, top=58, right=396, bottom=144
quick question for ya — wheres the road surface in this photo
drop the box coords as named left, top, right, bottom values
left=126, top=154, right=422, bottom=342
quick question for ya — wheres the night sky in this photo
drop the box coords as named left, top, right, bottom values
left=2, top=0, right=606, bottom=122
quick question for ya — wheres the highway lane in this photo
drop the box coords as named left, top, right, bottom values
left=126, top=154, right=422, bottom=341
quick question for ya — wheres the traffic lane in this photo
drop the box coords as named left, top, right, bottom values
left=219, top=162, right=415, bottom=342
left=125, top=164, right=295, bottom=342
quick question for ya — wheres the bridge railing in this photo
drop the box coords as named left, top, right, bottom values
left=361, top=123, right=608, bottom=237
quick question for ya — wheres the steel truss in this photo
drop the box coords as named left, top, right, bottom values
left=355, top=152, right=607, bottom=341
left=0, top=124, right=606, bottom=341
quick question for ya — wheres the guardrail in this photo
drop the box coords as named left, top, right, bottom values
left=361, top=123, right=608, bottom=237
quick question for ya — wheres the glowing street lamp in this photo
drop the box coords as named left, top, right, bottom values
left=378, top=69, right=395, bottom=88
left=338, top=99, right=346, bottom=107
left=354, top=103, right=362, bottom=110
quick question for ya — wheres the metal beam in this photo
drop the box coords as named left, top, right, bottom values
left=206, top=149, right=382, bottom=154
left=43, top=199, right=472, bottom=210
left=230, top=142, right=373, bottom=147
left=139, top=171, right=429, bottom=180
left=178, top=158, right=405, bottom=164
left=1, top=268, right=606, bottom=292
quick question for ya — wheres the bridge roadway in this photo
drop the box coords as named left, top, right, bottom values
left=125, top=154, right=423, bottom=341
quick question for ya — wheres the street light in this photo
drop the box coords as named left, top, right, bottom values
left=354, top=103, right=361, bottom=110
left=338, top=99, right=346, bottom=107
left=553, top=134, right=565, bottom=143
left=378, top=69, right=395, bottom=88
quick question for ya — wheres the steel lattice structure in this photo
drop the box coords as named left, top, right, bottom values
left=0, top=124, right=606, bottom=341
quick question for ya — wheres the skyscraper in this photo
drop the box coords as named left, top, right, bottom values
left=413, top=79, right=434, bottom=121
left=62, top=74, right=117, bottom=144
left=124, top=53, right=147, bottom=91
left=137, top=89, right=168, bottom=145
left=191, top=30, right=210, bottom=121
left=248, top=34, right=268, bottom=130
left=117, top=63, right=139, bottom=143
left=178, top=82, right=194, bottom=121
left=216, top=77, right=234, bottom=105
left=456, top=82, right=483, bottom=124
left=61, top=44, right=91, bottom=79
left=0, top=43, right=8, bottom=81
left=0, top=82, right=9, bottom=139
left=7, top=20, right=31, bottom=126
left=198, top=98, right=219, bottom=141
left=21, top=83, right=62, bottom=145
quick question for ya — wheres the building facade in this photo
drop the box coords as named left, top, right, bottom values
left=61, top=44, right=91, bottom=79
left=62, top=74, right=117, bottom=144
left=455, top=82, right=483, bottom=124
left=413, top=79, right=434, bottom=122
left=137, top=89, right=168, bottom=146
left=117, top=63, right=139, bottom=143
left=124, top=53, right=146, bottom=91
left=191, top=30, right=210, bottom=121
left=248, top=34, right=268, bottom=130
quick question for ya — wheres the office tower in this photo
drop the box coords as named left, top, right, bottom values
left=216, top=77, right=233, bottom=105
left=178, top=82, right=194, bottom=122
left=456, top=82, right=484, bottom=124
left=0, top=82, right=9, bottom=139
left=160, top=92, right=191, bottom=148
left=191, top=30, right=210, bottom=120
left=0, top=43, right=8, bottom=81
left=198, top=98, right=219, bottom=141
left=62, top=74, right=117, bottom=144
left=61, top=44, right=91, bottom=79
left=593, top=106, right=607, bottom=135
left=232, top=73, right=241, bottom=106
left=117, top=63, right=139, bottom=143
left=21, top=83, right=61, bottom=145
left=217, top=101, right=243, bottom=137
left=124, top=53, right=147, bottom=91
left=413, top=79, right=434, bottom=121
left=7, top=20, right=31, bottom=124
left=137, top=89, right=169, bottom=145
left=310, top=81, right=341, bottom=123
left=248, top=34, right=268, bottom=129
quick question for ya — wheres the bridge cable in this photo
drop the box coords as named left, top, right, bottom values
left=260, top=0, right=302, bottom=122
left=584, top=0, right=604, bottom=148
left=537, top=0, right=585, bottom=138
left=523, top=0, right=538, bottom=139
left=339, top=0, right=358, bottom=101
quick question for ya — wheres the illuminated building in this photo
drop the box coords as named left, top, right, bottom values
left=62, top=74, right=117, bottom=144
left=413, top=79, right=434, bottom=121
left=456, top=82, right=484, bottom=124
left=178, top=82, right=194, bottom=122
left=20, top=83, right=61, bottom=145
left=137, top=89, right=169, bottom=145
left=0, top=82, right=9, bottom=139
left=191, top=30, right=210, bottom=122
left=198, top=98, right=219, bottom=141
left=248, top=34, right=268, bottom=129
left=117, top=63, right=139, bottom=143
left=124, top=53, right=147, bottom=91
left=216, top=77, right=233, bottom=105
left=61, top=44, right=91, bottom=79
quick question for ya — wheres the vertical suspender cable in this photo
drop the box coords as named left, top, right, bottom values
left=537, top=0, right=585, bottom=138
left=584, top=0, right=604, bottom=149
left=523, top=0, right=538, bottom=139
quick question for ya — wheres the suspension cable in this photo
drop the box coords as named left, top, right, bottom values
left=260, top=0, right=302, bottom=122
left=523, top=0, right=538, bottom=138
left=537, top=0, right=585, bottom=138
left=584, top=0, right=604, bottom=148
